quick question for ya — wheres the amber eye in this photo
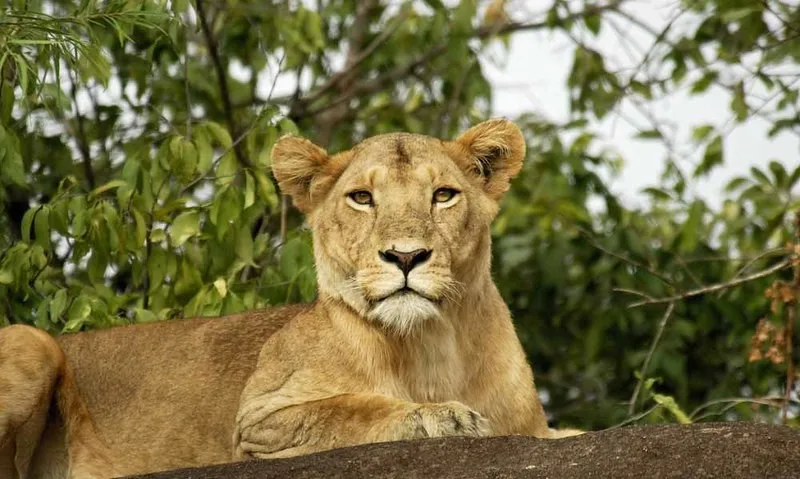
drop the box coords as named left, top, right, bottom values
left=433, top=188, right=459, bottom=203
left=348, top=190, right=373, bottom=206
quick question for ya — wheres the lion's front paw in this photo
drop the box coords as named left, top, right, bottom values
left=402, top=401, right=489, bottom=439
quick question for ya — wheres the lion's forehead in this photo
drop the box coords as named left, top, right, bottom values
left=350, top=133, right=448, bottom=166
left=339, top=134, right=457, bottom=190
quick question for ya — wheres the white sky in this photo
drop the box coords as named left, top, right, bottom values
left=486, top=0, right=800, bottom=209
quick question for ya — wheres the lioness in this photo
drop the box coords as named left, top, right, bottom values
left=0, top=119, right=565, bottom=479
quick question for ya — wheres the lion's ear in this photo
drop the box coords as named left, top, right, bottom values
left=271, top=135, right=331, bottom=213
left=451, top=119, right=526, bottom=200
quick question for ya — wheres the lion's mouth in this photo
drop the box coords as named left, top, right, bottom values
left=375, top=286, right=438, bottom=303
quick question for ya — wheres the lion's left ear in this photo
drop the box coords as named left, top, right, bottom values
left=449, top=119, right=526, bottom=200
left=271, top=135, right=344, bottom=213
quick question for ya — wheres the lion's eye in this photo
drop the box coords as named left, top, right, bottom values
left=433, top=188, right=459, bottom=203
left=348, top=190, right=373, bottom=206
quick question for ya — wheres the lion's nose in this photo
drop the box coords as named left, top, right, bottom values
left=379, top=248, right=432, bottom=276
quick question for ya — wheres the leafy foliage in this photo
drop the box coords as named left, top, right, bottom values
left=1, top=0, right=799, bottom=431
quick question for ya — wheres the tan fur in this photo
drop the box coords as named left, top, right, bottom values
left=0, top=119, right=567, bottom=478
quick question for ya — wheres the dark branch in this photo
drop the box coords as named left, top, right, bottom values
left=293, top=1, right=627, bottom=122
left=69, top=74, right=95, bottom=189
left=195, top=0, right=251, bottom=168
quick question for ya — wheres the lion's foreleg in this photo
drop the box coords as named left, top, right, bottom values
left=233, top=393, right=488, bottom=459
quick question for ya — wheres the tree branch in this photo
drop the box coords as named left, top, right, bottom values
left=782, top=210, right=800, bottom=423
left=195, top=0, right=250, bottom=167
left=303, top=8, right=410, bottom=106
left=623, top=259, right=793, bottom=308
left=310, top=0, right=380, bottom=146
left=628, top=301, right=676, bottom=415
left=69, top=73, right=95, bottom=189
left=295, top=0, right=627, bottom=124
left=305, top=45, right=446, bottom=118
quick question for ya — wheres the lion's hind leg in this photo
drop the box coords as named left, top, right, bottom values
left=0, top=325, right=64, bottom=479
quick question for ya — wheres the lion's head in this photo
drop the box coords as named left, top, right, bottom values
left=271, top=120, right=525, bottom=334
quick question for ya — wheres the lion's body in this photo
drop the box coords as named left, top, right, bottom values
left=0, top=120, right=571, bottom=479
left=53, top=306, right=304, bottom=473
left=2, top=306, right=305, bottom=478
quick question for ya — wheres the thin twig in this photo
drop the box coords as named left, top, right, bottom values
left=689, top=396, right=790, bottom=421
left=179, top=53, right=285, bottom=196
left=183, top=5, right=192, bottom=139
left=783, top=211, right=800, bottom=423
left=303, top=8, right=410, bottom=105
left=627, top=260, right=793, bottom=308
left=195, top=0, right=250, bottom=167
left=731, top=247, right=789, bottom=283
left=613, top=287, right=655, bottom=302
left=674, top=253, right=703, bottom=288
left=68, top=72, right=95, bottom=189
left=628, top=302, right=676, bottom=415
left=291, top=1, right=626, bottom=120
left=605, top=404, right=661, bottom=430
left=577, top=226, right=673, bottom=286
left=280, top=195, right=288, bottom=244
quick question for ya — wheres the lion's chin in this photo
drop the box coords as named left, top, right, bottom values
left=367, top=293, right=441, bottom=335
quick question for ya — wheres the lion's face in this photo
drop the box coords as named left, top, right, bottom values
left=271, top=120, right=525, bottom=334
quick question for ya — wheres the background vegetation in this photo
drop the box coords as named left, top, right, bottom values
left=1, top=0, right=799, bottom=431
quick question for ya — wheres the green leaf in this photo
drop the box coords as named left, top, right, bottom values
left=67, top=296, right=92, bottom=326
left=134, top=308, right=159, bottom=323
left=90, top=179, right=128, bottom=198
left=21, top=207, right=36, bottom=242
left=720, top=7, right=759, bottom=22
left=133, top=209, right=147, bottom=248
left=750, top=166, right=771, bottom=185
left=652, top=394, right=691, bottom=424
left=730, top=82, right=748, bottom=122
left=12, top=53, right=29, bottom=95
left=278, top=118, right=299, bottom=136
left=244, top=171, right=256, bottom=209
left=690, top=71, right=717, bottom=94
left=170, top=211, right=200, bottom=246
left=50, top=289, right=68, bottom=322
left=0, top=83, right=13, bottom=124
left=0, top=269, right=13, bottom=285
left=583, top=14, right=601, bottom=35
left=235, top=225, right=254, bottom=264
left=213, top=278, right=228, bottom=298
left=690, top=125, right=714, bottom=143
left=693, top=136, right=723, bottom=178
left=36, top=300, right=50, bottom=330
left=304, top=10, right=326, bottom=49
left=216, top=151, right=238, bottom=185
left=635, top=129, right=661, bottom=140
left=768, top=160, right=787, bottom=188
left=0, top=148, right=25, bottom=185
left=180, top=139, right=198, bottom=178
left=195, top=134, right=214, bottom=174
left=206, top=122, right=233, bottom=149
left=642, top=187, right=673, bottom=201
left=724, top=176, right=749, bottom=192
left=254, top=170, right=278, bottom=210
left=679, top=200, right=705, bottom=252
left=34, top=206, right=51, bottom=251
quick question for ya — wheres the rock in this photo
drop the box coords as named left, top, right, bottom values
left=126, top=422, right=800, bottom=479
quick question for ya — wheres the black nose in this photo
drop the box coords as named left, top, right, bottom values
left=379, top=248, right=432, bottom=276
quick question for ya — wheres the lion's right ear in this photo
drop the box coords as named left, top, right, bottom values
left=271, top=135, right=333, bottom=213
left=448, top=119, right=526, bottom=201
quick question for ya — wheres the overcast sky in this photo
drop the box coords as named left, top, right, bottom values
left=485, top=0, right=799, bottom=209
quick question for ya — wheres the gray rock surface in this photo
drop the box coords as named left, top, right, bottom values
left=127, top=422, right=800, bottom=478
